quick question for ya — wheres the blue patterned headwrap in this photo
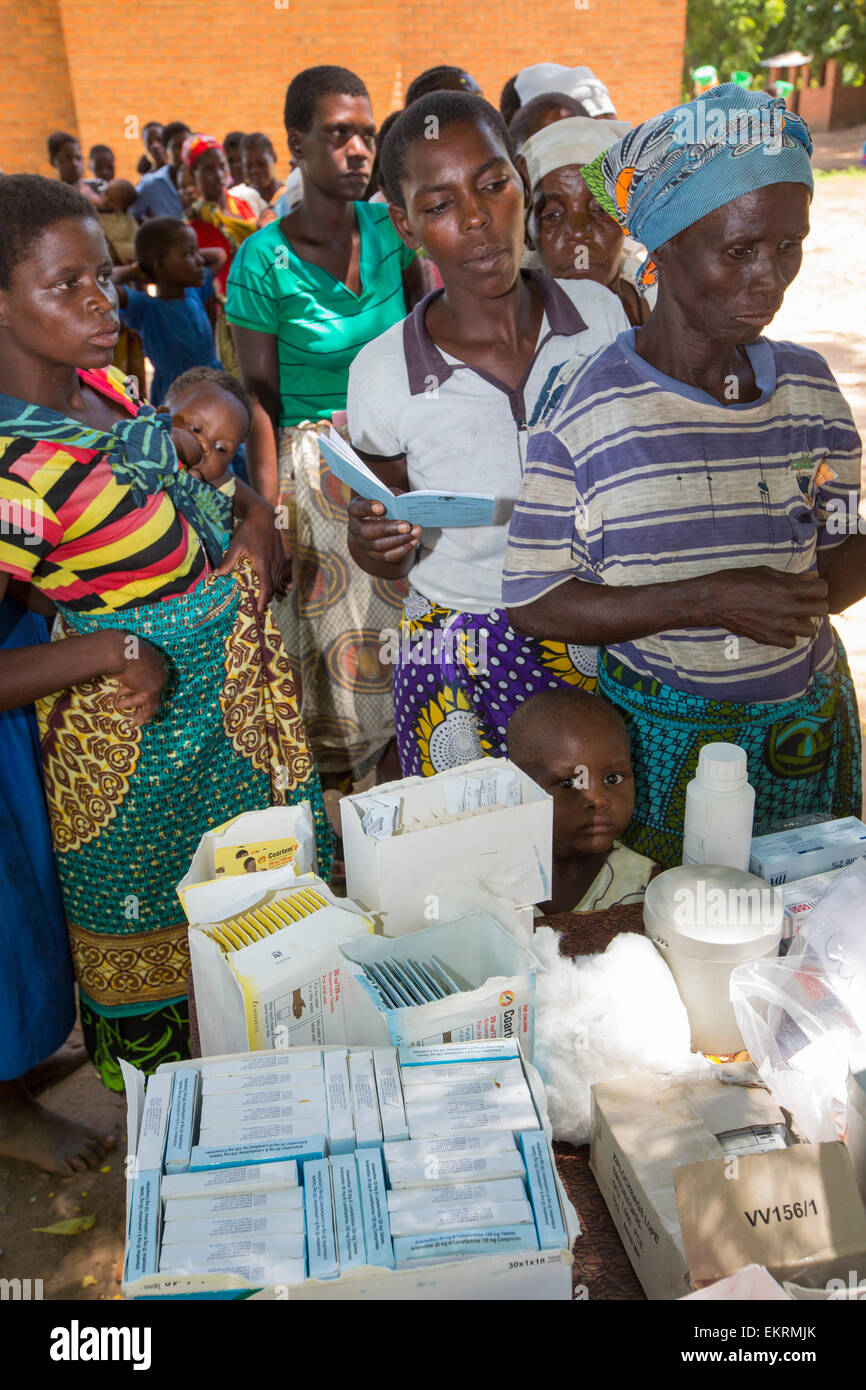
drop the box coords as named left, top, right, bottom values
left=582, top=83, right=813, bottom=294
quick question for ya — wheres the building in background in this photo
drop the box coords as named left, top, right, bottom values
left=0, top=0, right=687, bottom=179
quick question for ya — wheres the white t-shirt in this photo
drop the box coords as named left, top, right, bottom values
left=347, top=271, right=627, bottom=613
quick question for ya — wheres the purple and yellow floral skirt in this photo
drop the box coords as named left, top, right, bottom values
left=392, top=586, right=598, bottom=776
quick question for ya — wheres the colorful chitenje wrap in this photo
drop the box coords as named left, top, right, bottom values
left=581, top=83, right=814, bottom=295
left=41, top=558, right=332, bottom=1089
left=598, top=639, right=862, bottom=871
left=392, top=587, right=598, bottom=777
left=0, top=377, right=332, bottom=1089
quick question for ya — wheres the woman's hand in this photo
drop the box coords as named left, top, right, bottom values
left=347, top=495, right=421, bottom=576
left=701, top=566, right=830, bottom=648
left=215, top=499, right=285, bottom=612
left=111, top=635, right=168, bottom=726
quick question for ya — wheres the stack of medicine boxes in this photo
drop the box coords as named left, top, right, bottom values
left=124, top=1041, right=568, bottom=1288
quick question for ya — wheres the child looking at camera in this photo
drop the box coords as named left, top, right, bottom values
left=508, top=687, right=656, bottom=913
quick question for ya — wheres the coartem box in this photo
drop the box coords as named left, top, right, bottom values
left=121, top=1043, right=578, bottom=1299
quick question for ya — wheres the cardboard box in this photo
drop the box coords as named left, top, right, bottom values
left=177, top=805, right=318, bottom=923
left=340, top=912, right=540, bottom=1058
left=121, top=1043, right=579, bottom=1301
left=590, top=1072, right=866, bottom=1299
left=679, top=1264, right=791, bottom=1301
left=341, top=758, right=552, bottom=936
left=188, top=875, right=373, bottom=1056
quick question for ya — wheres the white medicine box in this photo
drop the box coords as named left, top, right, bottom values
left=340, top=758, right=553, bottom=936
left=340, top=911, right=542, bottom=1057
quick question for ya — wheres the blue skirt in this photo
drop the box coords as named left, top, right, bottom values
left=0, top=597, right=75, bottom=1079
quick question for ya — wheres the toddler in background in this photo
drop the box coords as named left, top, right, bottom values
left=508, top=688, right=656, bottom=913
left=113, top=216, right=226, bottom=404
left=98, top=179, right=139, bottom=265
left=161, top=367, right=252, bottom=550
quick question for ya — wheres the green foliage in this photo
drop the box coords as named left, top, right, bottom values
left=766, top=1, right=866, bottom=76
left=684, top=1, right=866, bottom=95
left=684, top=0, right=787, bottom=92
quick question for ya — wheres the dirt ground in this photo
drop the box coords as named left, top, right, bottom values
left=2, top=132, right=865, bottom=1304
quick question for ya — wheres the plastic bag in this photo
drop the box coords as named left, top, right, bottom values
left=730, top=862, right=866, bottom=1143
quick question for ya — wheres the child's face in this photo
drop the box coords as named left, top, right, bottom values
left=0, top=217, right=119, bottom=370
left=54, top=140, right=84, bottom=185
left=194, top=148, right=230, bottom=203
left=526, top=713, right=635, bottom=856
left=102, top=179, right=137, bottom=212
left=290, top=92, right=375, bottom=202
left=145, top=126, right=166, bottom=166
left=392, top=119, right=528, bottom=298
left=158, top=225, right=205, bottom=286
left=245, top=144, right=276, bottom=194
left=225, top=145, right=246, bottom=186
left=167, top=384, right=247, bottom=482
left=178, top=167, right=198, bottom=213
left=91, top=149, right=116, bottom=183
left=167, top=130, right=190, bottom=168
left=529, top=164, right=624, bottom=286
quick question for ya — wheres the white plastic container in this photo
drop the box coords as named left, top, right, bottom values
left=643, top=865, right=783, bottom=1054
left=682, top=743, right=755, bottom=872
left=847, top=1063, right=866, bottom=1205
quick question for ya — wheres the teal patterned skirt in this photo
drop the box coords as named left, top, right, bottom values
left=39, top=562, right=332, bottom=1090
left=597, top=635, right=862, bottom=870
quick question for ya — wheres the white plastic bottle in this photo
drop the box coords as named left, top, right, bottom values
left=681, top=743, right=755, bottom=871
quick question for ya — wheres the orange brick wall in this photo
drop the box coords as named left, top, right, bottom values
left=1, top=0, right=686, bottom=181
left=0, top=0, right=78, bottom=176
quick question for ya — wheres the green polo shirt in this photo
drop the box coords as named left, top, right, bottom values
left=226, top=201, right=414, bottom=427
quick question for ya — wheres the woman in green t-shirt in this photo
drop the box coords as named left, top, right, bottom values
left=227, top=65, right=425, bottom=803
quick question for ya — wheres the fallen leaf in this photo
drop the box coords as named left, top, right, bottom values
left=47, top=1192, right=55, bottom=1198
left=80, top=1191, right=87, bottom=1197
left=32, top=1215, right=96, bottom=1235
left=82, top=1275, right=97, bottom=1288
left=100, top=1165, right=111, bottom=1174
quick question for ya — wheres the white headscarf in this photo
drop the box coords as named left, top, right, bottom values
left=514, top=63, right=617, bottom=118
left=522, top=116, right=632, bottom=192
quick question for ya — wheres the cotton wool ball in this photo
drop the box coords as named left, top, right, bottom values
left=531, top=927, right=710, bottom=1146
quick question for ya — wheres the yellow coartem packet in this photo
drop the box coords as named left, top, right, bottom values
left=213, top=837, right=301, bottom=877
left=210, top=888, right=330, bottom=954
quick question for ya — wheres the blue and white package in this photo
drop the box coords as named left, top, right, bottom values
left=355, top=1147, right=394, bottom=1268
left=393, top=1224, right=539, bottom=1266
left=164, top=1069, right=200, bottom=1175
left=136, top=1071, right=173, bottom=1172
left=323, top=1049, right=355, bottom=1155
left=373, top=1048, right=409, bottom=1142
left=303, top=1158, right=339, bottom=1280
left=519, top=1130, right=567, bottom=1250
left=123, top=1170, right=160, bottom=1281
left=330, top=1154, right=366, bottom=1273
left=349, top=1050, right=382, bottom=1149
left=189, top=1134, right=326, bottom=1171
left=398, top=1041, right=520, bottom=1069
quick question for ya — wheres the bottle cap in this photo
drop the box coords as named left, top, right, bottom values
left=695, top=742, right=748, bottom=789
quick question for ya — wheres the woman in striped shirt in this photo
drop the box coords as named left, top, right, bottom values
left=504, top=87, right=863, bottom=868
left=0, top=176, right=330, bottom=1096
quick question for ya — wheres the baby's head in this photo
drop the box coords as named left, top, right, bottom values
left=163, top=368, right=252, bottom=483
left=508, top=688, right=634, bottom=857
left=101, top=178, right=138, bottom=212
